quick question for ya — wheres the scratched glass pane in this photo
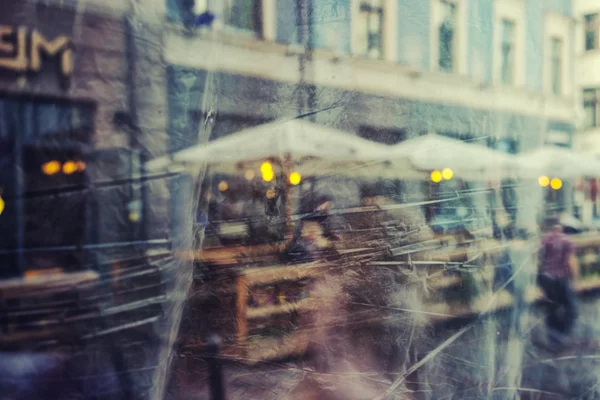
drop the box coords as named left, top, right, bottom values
left=1, top=1, right=599, bottom=400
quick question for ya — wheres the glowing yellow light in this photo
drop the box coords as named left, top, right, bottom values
left=262, top=170, right=274, bottom=182
left=76, top=161, right=86, bottom=171
left=550, top=178, right=563, bottom=190
left=0, top=196, right=4, bottom=215
left=260, top=162, right=273, bottom=174
left=62, top=161, right=77, bottom=175
left=538, top=176, right=550, bottom=187
left=218, top=180, right=229, bottom=192
left=442, top=168, right=454, bottom=180
left=245, top=170, right=255, bottom=180
left=431, top=170, right=442, bottom=183
left=42, top=160, right=61, bottom=175
left=289, top=171, right=301, bottom=185
left=129, top=212, right=140, bottom=222
left=266, top=188, right=276, bottom=199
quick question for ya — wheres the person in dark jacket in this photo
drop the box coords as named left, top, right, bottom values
left=538, top=217, right=579, bottom=347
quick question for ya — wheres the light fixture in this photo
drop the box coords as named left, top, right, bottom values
left=42, top=160, right=61, bottom=175
left=538, top=176, right=550, bottom=187
left=430, top=170, right=442, bottom=183
left=550, top=178, right=563, bottom=190
left=127, top=200, right=142, bottom=223
left=289, top=171, right=301, bottom=185
left=76, top=161, right=86, bottom=171
left=0, top=195, right=4, bottom=215
left=245, top=170, right=255, bottom=180
left=442, top=168, right=454, bottom=180
left=218, top=180, right=229, bottom=192
left=262, top=171, right=274, bottom=182
left=62, top=161, right=77, bottom=175
left=260, top=161, right=273, bottom=174
left=261, top=161, right=274, bottom=182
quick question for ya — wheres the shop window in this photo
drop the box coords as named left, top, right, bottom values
left=585, top=13, right=599, bottom=51
left=438, top=0, right=457, bottom=72
left=428, top=179, right=477, bottom=225
left=355, top=0, right=384, bottom=59
left=500, top=19, right=516, bottom=85
left=584, top=88, right=600, bottom=128
left=550, top=37, right=563, bottom=95
left=205, top=173, right=285, bottom=245
left=0, top=96, right=94, bottom=277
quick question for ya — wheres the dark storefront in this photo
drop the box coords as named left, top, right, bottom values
left=0, top=2, right=177, bottom=399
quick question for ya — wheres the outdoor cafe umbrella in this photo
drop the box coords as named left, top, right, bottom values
left=373, top=133, right=533, bottom=181
left=146, top=119, right=401, bottom=236
left=517, top=146, right=600, bottom=178
left=146, top=119, right=397, bottom=176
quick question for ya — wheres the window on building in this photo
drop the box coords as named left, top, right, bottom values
left=438, top=0, right=457, bottom=72
left=356, top=0, right=384, bottom=59
left=585, top=13, right=599, bottom=51
left=500, top=19, right=516, bottom=84
left=224, top=0, right=263, bottom=36
left=584, top=88, right=600, bottom=128
left=167, top=0, right=263, bottom=35
left=551, top=37, right=563, bottom=95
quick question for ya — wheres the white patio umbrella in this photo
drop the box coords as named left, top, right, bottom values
left=517, top=146, right=600, bottom=178
left=146, top=119, right=397, bottom=177
left=146, top=119, right=402, bottom=236
left=377, top=133, right=533, bottom=181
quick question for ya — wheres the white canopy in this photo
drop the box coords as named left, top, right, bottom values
left=517, top=146, right=600, bottom=178
left=370, top=133, right=532, bottom=180
left=146, top=119, right=397, bottom=177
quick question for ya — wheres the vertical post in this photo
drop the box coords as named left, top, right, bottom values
left=283, top=153, right=293, bottom=238
left=15, top=103, right=24, bottom=275
left=235, top=275, right=249, bottom=352
left=296, top=0, right=315, bottom=120
left=206, top=334, right=226, bottom=400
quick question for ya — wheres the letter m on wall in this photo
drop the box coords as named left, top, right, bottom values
left=30, top=29, right=74, bottom=77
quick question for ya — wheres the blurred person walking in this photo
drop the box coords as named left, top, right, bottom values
left=538, top=217, right=579, bottom=349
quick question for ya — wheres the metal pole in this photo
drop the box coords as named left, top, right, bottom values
left=206, top=334, right=226, bottom=400
left=295, top=0, right=315, bottom=121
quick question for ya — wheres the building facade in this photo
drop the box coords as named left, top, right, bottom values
left=165, top=0, right=576, bottom=148
left=0, top=1, right=185, bottom=399
left=573, top=0, right=600, bottom=221
left=575, top=0, right=600, bottom=153
left=162, top=0, right=576, bottom=233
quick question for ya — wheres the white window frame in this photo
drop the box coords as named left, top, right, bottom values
left=583, top=12, right=600, bottom=52
left=493, top=0, right=525, bottom=86
left=351, top=0, right=397, bottom=62
left=544, top=12, right=571, bottom=97
left=429, top=0, right=467, bottom=74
